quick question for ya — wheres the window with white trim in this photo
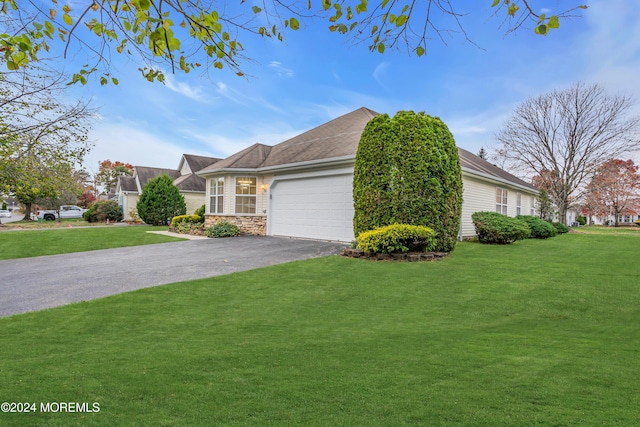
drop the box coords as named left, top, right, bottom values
left=209, top=177, right=224, bottom=214
left=516, top=193, right=522, bottom=216
left=235, top=177, right=256, bottom=214
left=530, top=196, right=536, bottom=216
left=496, top=187, right=508, bottom=215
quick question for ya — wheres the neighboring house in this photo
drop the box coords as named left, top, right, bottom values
left=116, top=154, right=220, bottom=220
left=585, top=199, right=640, bottom=226
left=197, top=107, right=539, bottom=242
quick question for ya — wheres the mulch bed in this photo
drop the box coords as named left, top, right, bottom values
left=342, top=248, right=449, bottom=262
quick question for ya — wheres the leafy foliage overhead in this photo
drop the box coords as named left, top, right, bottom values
left=0, top=1, right=587, bottom=84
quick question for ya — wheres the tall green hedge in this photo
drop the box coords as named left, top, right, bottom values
left=353, top=111, right=463, bottom=252
left=137, top=175, right=186, bottom=226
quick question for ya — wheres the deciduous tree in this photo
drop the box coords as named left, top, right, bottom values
left=584, top=159, right=640, bottom=227
left=0, top=66, right=94, bottom=219
left=96, top=160, right=134, bottom=193
left=495, top=82, right=640, bottom=225
left=0, top=1, right=587, bottom=84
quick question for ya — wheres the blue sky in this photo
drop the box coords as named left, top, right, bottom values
left=57, top=1, right=640, bottom=173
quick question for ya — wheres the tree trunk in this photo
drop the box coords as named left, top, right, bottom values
left=22, top=202, right=32, bottom=221
left=557, top=204, right=568, bottom=226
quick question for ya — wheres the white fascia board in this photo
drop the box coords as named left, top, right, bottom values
left=258, top=155, right=355, bottom=174
left=462, top=167, right=538, bottom=194
left=196, top=168, right=258, bottom=177
left=195, top=155, right=356, bottom=177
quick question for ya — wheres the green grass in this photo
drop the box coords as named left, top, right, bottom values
left=1, top=233, right=639, bottom=425
left=0, top=226, right=184, bottom=260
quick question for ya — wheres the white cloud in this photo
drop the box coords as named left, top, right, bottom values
left=163, top=74, right=210, bottom=102
left=83, top=121, right=188, bottom=172
left=268, top=61, right=294, bottom=77
left=372, top=62, right=390, bottom=89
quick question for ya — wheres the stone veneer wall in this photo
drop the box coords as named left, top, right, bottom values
left=205, top=215, right=266, bottom=236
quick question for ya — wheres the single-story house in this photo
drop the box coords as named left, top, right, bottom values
left=196, top=107, right=539, bottom=242
left=116, top=154, right=220, bottom=220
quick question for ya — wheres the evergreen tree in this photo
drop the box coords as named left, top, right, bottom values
left=137, top=175, right=186, bottom=226
left=537, top=188, right=555, bottom=221
left=353, top=111, right=463, bottom=252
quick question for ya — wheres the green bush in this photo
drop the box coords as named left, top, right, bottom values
left=516, top=215, right=557, bottom=239
left=634, top=219, right=640, bottom=227
left=194, top=204, right=206, bottom=222
left=83, top=200, right=123, bottom=223
left=353, top=111, right=462, bottom=252
left=552, top=222, right=570, bottom=234
left=136, top=175, right=186, bottom=226
left=171, top=214, right=202, bottom=228
left=472, top=211, right=530, bottom=244
left=356, top=224, right=436, bottom=254
left=205, top=220, right=240, bottom=238
left=576, top=215, right=587, bottom=226
left=174, top=221, right=204, bottom=235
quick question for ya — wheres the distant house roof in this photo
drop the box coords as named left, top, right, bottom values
left=135, top=167, right=182, bottom=189
left=198, top=107, right=538, bottom=192
left=174, top=173, right=206, bottom=192
left=118, top=175, right=137, bottom=192
left=181, top=154, right=222, bottom=174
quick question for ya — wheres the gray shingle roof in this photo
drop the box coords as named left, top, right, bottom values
left=182, top=154, right=221, bottom=173
left=118, top=175, right=137, bottom=192
left=173, top=173, right=206, bottom=192
left=198, top=107, right=538, bottom=192
left=458, top=147, right=537, bottom=191
left=262, top=107, right=378, bottom=167
left=135, top=167, right=181, bottom=188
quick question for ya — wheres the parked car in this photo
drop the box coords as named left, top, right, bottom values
left=0, top=209, right=11, bottom=218
left=37, top=205, right=87, bottom=221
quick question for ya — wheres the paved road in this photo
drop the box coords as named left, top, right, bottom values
left=0, top=236, right=347, bottom=318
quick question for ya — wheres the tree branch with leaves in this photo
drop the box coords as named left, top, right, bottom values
left=0, top=0, right=587, bottom=85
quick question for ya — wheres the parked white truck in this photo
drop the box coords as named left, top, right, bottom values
left=37, top=205, right=88, bottom=221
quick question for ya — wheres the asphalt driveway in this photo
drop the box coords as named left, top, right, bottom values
left=0, top=236, right=347, bottom=318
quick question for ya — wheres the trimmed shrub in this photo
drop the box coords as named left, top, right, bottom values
left=552, top=222, right=570, bottom=234
left=205, top=220, right=240, bottom=238
left=174, top=221, right=204, bottom=235
left=576, top=215, right=587, bottom=226
left=516, top=215, right=557, bottom=239
left=194, top=204, right=206, bottom=223
left=136, top=175, right=186, bottom=226
left=472, top=211, right=530, bottom=244
left=634, top=219, right=640, bottom=227
left=83, top=200, right=123, bottom=223
left=356, top=224, right=436, bottom=254
left=171, top=214, right=202, bottom=228
left=353, top=111, right=463, bottom=252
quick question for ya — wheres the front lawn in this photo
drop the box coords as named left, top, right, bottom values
left=0, top=232, right=638, bottom=425
left=0, top=226, right=184, bottom=260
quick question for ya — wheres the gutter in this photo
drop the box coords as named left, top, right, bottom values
left=196, top=155, right=356, bottom=176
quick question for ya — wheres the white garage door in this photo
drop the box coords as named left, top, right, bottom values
left=269, top=174, right=355, bottom=242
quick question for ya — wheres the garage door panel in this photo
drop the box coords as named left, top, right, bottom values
left=270, top=174, right=354, bottom=242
